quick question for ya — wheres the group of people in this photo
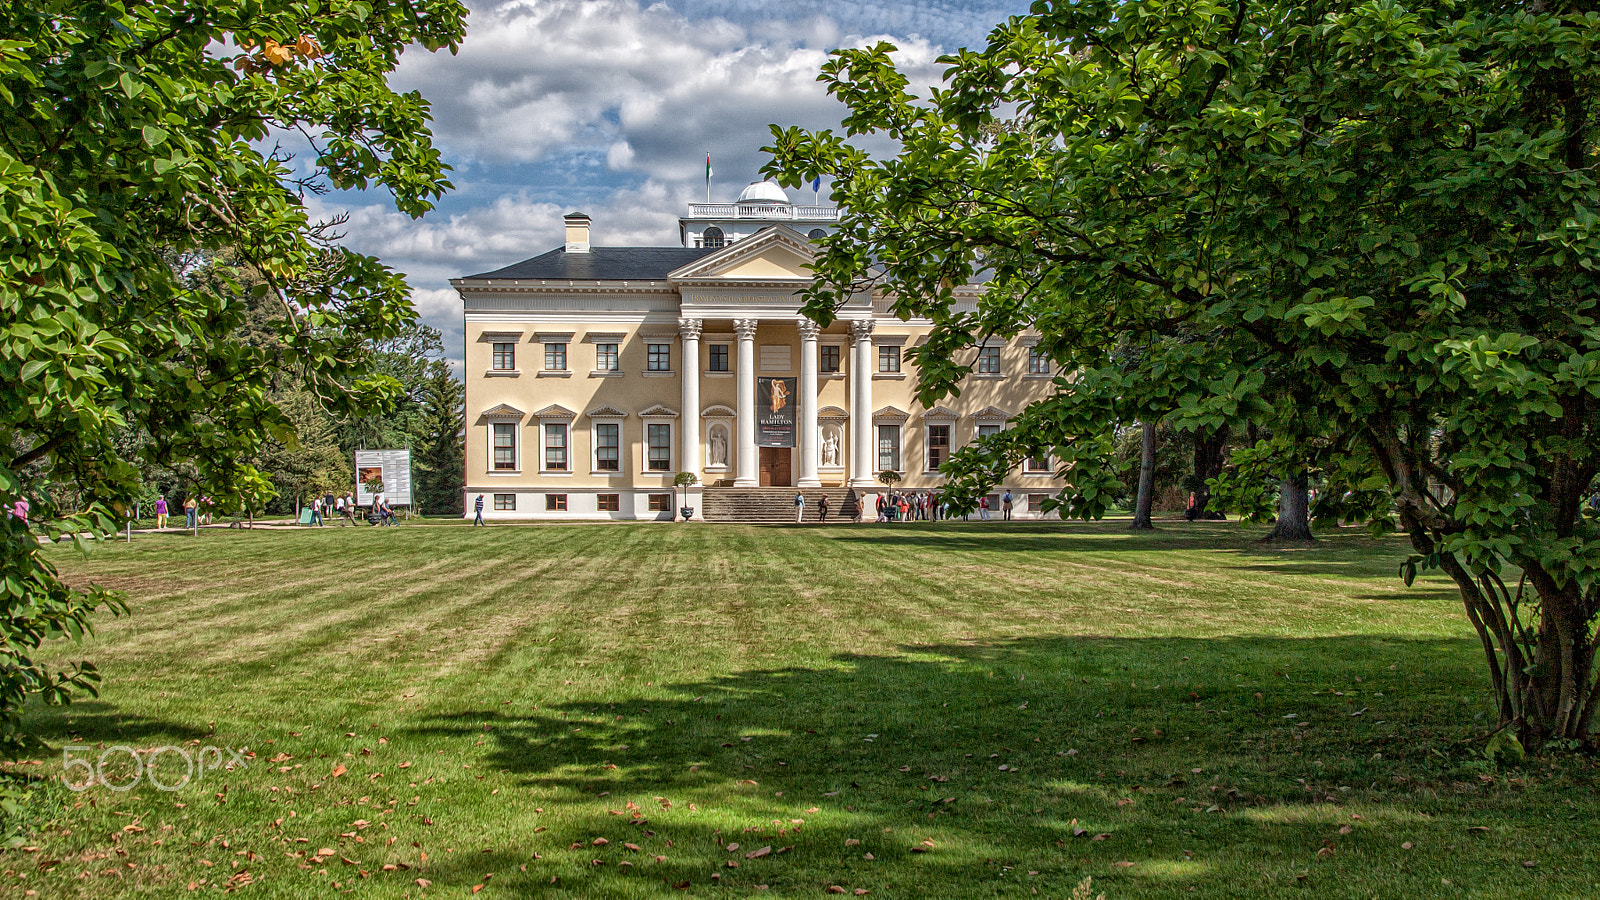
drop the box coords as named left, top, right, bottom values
left=152, top=495, right=208, bottom=529
left=788, top=488, right=1018, bottom=523
left=307, top=492, right=395, bottom=526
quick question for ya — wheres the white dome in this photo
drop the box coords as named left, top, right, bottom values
left=737, top=181, right=791, bottom=204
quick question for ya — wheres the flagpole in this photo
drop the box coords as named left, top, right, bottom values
left=705, top=151, right=711, bottom=203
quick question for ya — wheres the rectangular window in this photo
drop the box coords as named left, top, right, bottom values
left=876, top=424, right=901, bottom=472
left=647, top=423, right=672, bottom=471
left=493, top=493, right=515, bottom=511
left=878, top=345, right=900, bottom=373
left=544, top=423, right=568, bottom=471
left=1028, top=494, right=1046, bottom=512
left=1025, top=453, right=1051, bottom=473
left=492, top=422, right=516, bottom=470
left=545, top=343, right=567, bottom=371
left=820, top=345, right=840, bottom=373
left=977, top=344, right=1001, bottom=374
left=545, top=494, right=567, bottom=511
left=709, top=344, right=729, bottom=372
left=596, top=343, right=619, bottom=371
left=597, top=494, right=620, bottom=512
left=648, top=494, right=672, bottom=512
left=595, top=423, right=620, bottom=471
left=1027, top=347, right=1050, bottom=375
left=978, top=423, right=1002, bottom=441
left=927, top=424, right=950, bottom=470
left=648, top=343, right=671, bottom=371
left=492, top=342, right=515, bottom=371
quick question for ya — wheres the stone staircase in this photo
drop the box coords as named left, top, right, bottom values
left=700, top=486, right=863, bottom=524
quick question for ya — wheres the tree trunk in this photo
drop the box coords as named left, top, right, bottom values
left=1187, top=426, right=1230, bottom=520
left=1264, top=474, right=1314, bottom=541
left=1131, top=421, right=1156, bottom=529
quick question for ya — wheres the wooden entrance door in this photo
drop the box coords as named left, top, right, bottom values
left=759, top=448, right=791, bottom=486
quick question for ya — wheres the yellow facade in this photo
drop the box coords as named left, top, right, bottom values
left=456, top=220, right=1060, bottom=520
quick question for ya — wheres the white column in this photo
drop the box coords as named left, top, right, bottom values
left=849, top=318, right=876, bottom=488
left=797, top=318, right=822, bottom=488
left=678, top=318, right=703, bottom=518
left=734, top=318, right=759, bottom=487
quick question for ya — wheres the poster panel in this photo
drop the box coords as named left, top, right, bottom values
left=756, top=377, right=797, bottom=448
left=354, top=449, right=413, bottom=506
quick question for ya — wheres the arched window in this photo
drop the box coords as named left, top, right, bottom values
left=808, top=228, right=827, bottom=240
left=701, top=227, right=724, bottom=249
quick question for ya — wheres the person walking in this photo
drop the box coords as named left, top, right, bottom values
left=154, top=497, right=168, bottom=529
left=183, top=496, right=197, bottom=529
left=794, top=491, right=805, bottom=523
left=310, top=495, right=323, bottom=526
left=979, top=494, right=990, bottom=521
left=473, top=494, right=485, bottom=526
left=1002, top=490, right=1013, bottom=521
left=818, top=494, right=830, bottom=523
left=334, top=493, right=346, bottom=525
left=343, top=493, right=356, bottom=526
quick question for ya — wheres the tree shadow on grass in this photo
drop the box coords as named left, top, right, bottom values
left=399, top=635, right=1562, bottom=898
left=24, top=701, right=216, bottom=746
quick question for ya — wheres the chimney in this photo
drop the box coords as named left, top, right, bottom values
left=564, top=212, right=591, bottom=254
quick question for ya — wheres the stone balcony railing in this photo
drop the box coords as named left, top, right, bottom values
left=687, top=203, right=840, bottom=220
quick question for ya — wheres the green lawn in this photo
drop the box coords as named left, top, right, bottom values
left=5, top=520, right=1596, bottom=898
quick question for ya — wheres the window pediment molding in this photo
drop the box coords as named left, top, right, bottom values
left=817, top=405, right=849, bottom=421
left=535, top=331, right=575, bottom=343
left=479, top=331, right=523, bottom=343
left=639, top=403, right=679, bottom=419
left=971, top=405, right=1012, bottom=421
left=922, top=405, right=961, bottom=422
left=873, top=405, right=910, bottom=422
left=482, top=403, right=526, bottom=421
left=584, top=332, right=627, bottom=343
left=701, top=404, right=737, bottom=418
left=586, top=404, right=629, bottom=419
left=533, top=404, right=577, bottom=421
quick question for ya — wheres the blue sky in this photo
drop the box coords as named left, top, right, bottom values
left=316, top=0, right=1032, bottom=367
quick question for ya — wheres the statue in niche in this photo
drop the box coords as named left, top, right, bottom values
left=708, top=424, right=729, bottom=466
left=821, top=426, right=841, bottom=467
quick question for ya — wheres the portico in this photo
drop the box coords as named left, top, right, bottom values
left=667, top=225, right=875, bottom=494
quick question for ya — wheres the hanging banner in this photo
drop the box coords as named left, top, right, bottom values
left=756, top=377, right=796, bottom=447
left=354, top=449, right=413, bottom=506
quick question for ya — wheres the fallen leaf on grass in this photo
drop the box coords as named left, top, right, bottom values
left=1114, top=861, right=1134, bottom=868
left=331, top=765, right=347, bottom=778
left=746, top=846, right=771, bottom=859
left=415, top=878, right=431, bottom=888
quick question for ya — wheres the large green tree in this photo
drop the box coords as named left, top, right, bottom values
left=0, top=0, right=465, bottom=754
left=768, top=0, right=1600, bottom=748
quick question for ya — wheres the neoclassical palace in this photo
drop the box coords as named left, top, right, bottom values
left=455, top=182, right=1060, bottom=520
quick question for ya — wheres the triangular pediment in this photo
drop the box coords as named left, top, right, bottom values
left=923, top=405, right=961, bottom=421
left=669, top=226, right=817, bottom=281
left=481, top=403, right=525, bottom=420
left=971, top=405, right=1012, bottom=421
left=586, top=404, right=629, bottom=419
left=532, top=403, right=576, bottom=420
left=873, top=405, right=910, bottom=422
left=817, top=405, right=849, bottom=420
left=639, top=403, right=679, bottom=418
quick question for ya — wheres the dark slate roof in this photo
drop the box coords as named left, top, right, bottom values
left=462, top=247, right=718, bottom=281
